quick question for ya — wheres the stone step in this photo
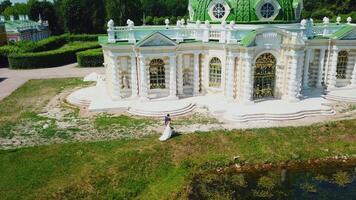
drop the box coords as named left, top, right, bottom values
left=325, top=95, right=356, bottom=103
left=127, top=103, right=196, bottom=117
left=66, top=95, right=91, bottom=107
left=225, top=109, right=335, bottom=122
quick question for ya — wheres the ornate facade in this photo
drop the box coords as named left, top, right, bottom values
left=100, top=0, right=356, bottom=104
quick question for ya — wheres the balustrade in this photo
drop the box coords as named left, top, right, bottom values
left=105, top=20, right=351, bottom=44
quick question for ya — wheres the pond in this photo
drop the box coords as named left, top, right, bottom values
left=189, top=163, right=356, bottom=200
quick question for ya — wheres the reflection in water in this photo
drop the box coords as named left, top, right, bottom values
left=189, top=165, right=356, bottom=200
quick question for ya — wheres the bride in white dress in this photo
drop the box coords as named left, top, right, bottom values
left=159, top=122, right=173, bottom=141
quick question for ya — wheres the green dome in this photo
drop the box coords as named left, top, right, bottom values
left=188, top=0, right=303, bottom=23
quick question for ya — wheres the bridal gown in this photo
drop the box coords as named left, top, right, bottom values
left=159, top=122, right=172, bottom=141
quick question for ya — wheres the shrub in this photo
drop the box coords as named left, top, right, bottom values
left=0, top=34, right=103, bottom=68
left=8, top=42, right=100, bottom=69
left=76, top=48, right=103, bottom=67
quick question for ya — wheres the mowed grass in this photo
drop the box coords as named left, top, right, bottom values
left=0, top=78, right=355, bottom=199
left=0, top=120, right=355, bottom=199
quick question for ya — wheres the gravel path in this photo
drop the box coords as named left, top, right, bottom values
left=0, top=63, right=104, bottom=101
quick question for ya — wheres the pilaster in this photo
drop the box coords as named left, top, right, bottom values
left=139, top=56, right=148, bottom=100
left=286, top=50, right=301, bottom=102
left=317, top=48, right=325, bottom=88
left=111, top=56, right=121, bottom=100
left=351, top=61, right=356, bottom=87
left=169, top=55, right=177, bottom=98
left=302, top=49, right=312, bottom=89
left=225, top=53, right=235, bottom=100
left=131, top=55, right=138, bottom=97
left=193, top=53, right=200, bottom=95
left=242, top=53, right=253, bottom=104
left=327, top=46, right=339, bottom=90
left=177, top=54, right=184, bottom=96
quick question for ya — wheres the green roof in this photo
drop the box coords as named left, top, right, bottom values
left=240, top=30, right=256, bottom=47
left=330, top=25, right=355, bottom=39
left=3, top=20, right=42, bottom=33
left=189, top=0, right=301, bottom=23
left=98, top=36, right=134, bottom=46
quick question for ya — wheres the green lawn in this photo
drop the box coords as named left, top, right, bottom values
left=0, top=78, right=355, bottom=199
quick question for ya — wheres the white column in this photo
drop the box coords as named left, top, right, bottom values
left=297, top=51, right=305, bottom=95
left=225, top=53, right=235, bottom=100
left=169, top=55, right=177, bottom=98
left=139, top=56, right=148, bottom=100
left=351, top=61, right=356, bottom=87
left=302, top=49, right=312, bottom=89
left=327, top=46, right=339, bottom=90
left=193, top=53, right=200, bottom=95
left=286, top=50, right=300, bottom=102
left=317, top=49, right=325, bottom=88
left=111, top=56, right=121, bottom=100
left=131, top=55, right=138, bottom=97
left=242, top=53, right=253, bottom=104
left=177, top=54, right=184, bottom=96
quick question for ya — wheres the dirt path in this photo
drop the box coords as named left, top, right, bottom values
left=0, top=63, right=104, bottom=101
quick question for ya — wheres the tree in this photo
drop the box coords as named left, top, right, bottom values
left=105, top=0, right=142, bottom=26
left=59, top=0, right=106, bottom=34
left=2, top=3, right=28, bottom=18
left=28, top=0, right=62, bottom=34
left=0, top=0, right=12, bottom=14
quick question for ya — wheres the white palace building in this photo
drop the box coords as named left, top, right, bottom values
left=69, top=0, right=356, bottom=121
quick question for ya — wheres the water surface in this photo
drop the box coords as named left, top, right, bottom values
left=190, top=164, right=356, bottom=200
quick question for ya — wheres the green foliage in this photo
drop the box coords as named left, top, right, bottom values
left=28, top=0, right=62, bottom=34
left=59, top=0, right=106, bottom=34
left=303, top=0, right=356, bottom=19
left=76, top=48, right=103, bottom=67
left=105, top=0, right=143, bottom=26
left=8, top=41, right=100, bottom=69
left=0, top=0, right=12, bottom=14
left=0, top=34, right=101, bottom=68
left=2, top=3, right=28, bottom=17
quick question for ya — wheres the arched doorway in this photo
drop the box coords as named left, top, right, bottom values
left=149, top=59, right=165, bottom=89
left=253, top=53, right=276, bottom=99
left=209, top=57, right=222, bottom=88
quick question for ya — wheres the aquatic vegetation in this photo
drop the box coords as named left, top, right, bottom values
left=332, top=171, right=352, bottom=186
left=300, top=182, right=317, bottom=193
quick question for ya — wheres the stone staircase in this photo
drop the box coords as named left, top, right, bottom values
left=224, top=108, right=335, bottom=122
left=127, top=103, right=196, bottom=117
left=324, top=94, right=356, bottom=103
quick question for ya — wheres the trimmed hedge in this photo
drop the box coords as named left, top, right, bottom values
left=0, top=34, right=103, bottom=69
left=8, top=42, right=100, bottom=69
left=76, top=48, right=103, bottom=67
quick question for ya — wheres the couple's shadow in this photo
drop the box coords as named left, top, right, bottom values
left=168, top=126, right=182, bottom=139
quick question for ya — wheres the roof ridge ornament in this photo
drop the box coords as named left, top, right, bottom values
left=347, top=17, right=352, bottom=24
left=336, top=16, right=341, bottom=25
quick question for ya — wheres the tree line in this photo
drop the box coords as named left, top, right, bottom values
left=0, top=0, right=354, bottom=35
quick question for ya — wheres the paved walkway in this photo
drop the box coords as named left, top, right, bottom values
left=0, top=64, right=104, bottom=101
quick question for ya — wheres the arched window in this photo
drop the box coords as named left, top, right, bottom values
left=209, top=57, right=222, bottom=88
left=260, top=3, right=275, bottom=19
left=253, top=53, right=276, bottom=99
left=336, top=51, right=348, bottom=79
left=149, top=59, right=165, bottom=89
